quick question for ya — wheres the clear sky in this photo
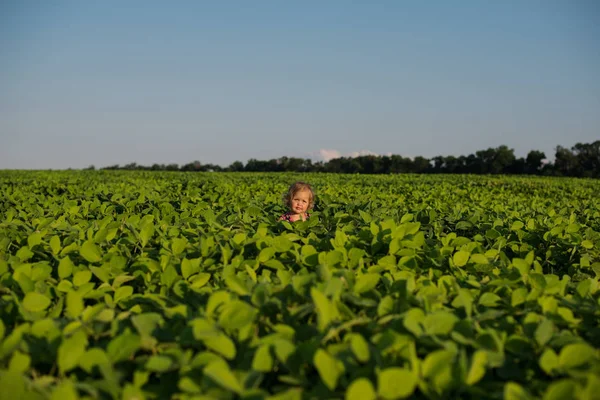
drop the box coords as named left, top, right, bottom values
left=1, top=1, right=599, bottom=169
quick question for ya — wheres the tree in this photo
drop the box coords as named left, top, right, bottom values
left=553, top=146, right=577, bottom=176
left=525, top=150, right=546, bottom=174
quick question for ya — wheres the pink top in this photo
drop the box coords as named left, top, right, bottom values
left=279, top=212, right=311, bottom=222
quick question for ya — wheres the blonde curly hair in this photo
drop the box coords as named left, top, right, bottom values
left=283, top=181, right=315, bottom=211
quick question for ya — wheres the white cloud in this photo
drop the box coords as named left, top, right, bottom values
left=317, top=149, right=342, bottom=161
left=347, top=150, right=378, bottom=158
left=313, top=149, right=387, bottom=161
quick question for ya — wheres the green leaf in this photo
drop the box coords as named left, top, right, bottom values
left=66, top=291, right=84, bottom=318
left=511, top=221, right=524, bottom=231
left=224, top=274, right=250, bottom=296
left=218, top=300, right=257, bottom=331
left=258, top=247, right=277, bottom=263
left=140, top=223, right=155, bottom=247
left=313, top=349, right=344, bottom=391
left=422, top=349, right=456, bottom=393
left=346, top=378, right=376, bottom=400
left=581, top=239, right=594, bottom=249
left=131, top=313, right=163, bottom=337
left=504, top=382, right=533, bottom=400
left=466, top=350, right=487, bottom=385
left=453, top=251, right=470, bottom=267
left=478, top=292, right=502, bottom=307
left=50, top=236, right=60, bottom=256
left=114, top=285, right=134, bottom=303
left=171, top=237, right=188, bottom=256
left=204, top=334, right=237, bottom=360
left=181, top=258, right=199, bottom=279
left=311, top=288, right=337, bottom=332
left=50, top=380, right=78, bottom=400
left=58, top=257, right=74, bottom=280
left=73, top=270, right=92, bottom=286
left=28, top=232, right=42, bottom=248
left=107, top=330, right=141, bottom=363
left=469, top=254, right=489, bottom=264
left=377, top=295, right=394, bottom=317
left=58, top=330, right=88, bottom=374
left=543, top=379, right=577, bottom=400
left=422, top=312, right=458, bottom=336
left=203, top=359, right=243, bottom=394
left=80, top=240, right=103, bottom=263
left=558, top=343, right=595, bottom=369
left=23, top=292, right=51, bottom=312
left=8, top=351, right=30, bottom=373
left=252, top=345, right=273, bottom=372
left=191, top=272, right=211, bottom=289
left=354, top=273, right=380, bottom=294
left=377, top=367, right=417, bottom=399
left=79, top=348, right=111, bottom=373
left=539, top=348, right=559, bottom=376
left=535, top=319, right=554, bottom=347
left=273, top=339, right=295, bottom=364
left=145, top=355, right=173, bottom=372
left=511, top=288, right=528, bottom=307
left=348, top=333, right=370, bottom=363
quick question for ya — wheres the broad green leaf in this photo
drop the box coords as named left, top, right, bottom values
left=73, top=270, right=92, bottom=286
left=28, top=232, right=42, bottom=248
left=422, top=312, right=458, bottom=336
left=354, top=273, right=380, bottom=294
left=50, top=380, right=78, bottom=400
left=107, top=330, right=141, bottom=363
left=58, top=330, right=88, bottom=374
left=23, top=292, right=51, bottom=312
left=377, top=367, right=417, bottom=399
left=203, top=359, right=243, bottom=394
left=66, top=291, right=84, bottom=318
left=49, top=236, right=61, bottom=254
left=543, top=379, right=577, bottom=400
left=8, top=351, right=30, bottom=373
left=313, top=349, right=344, bottom=391
left=252, top=345, right=273, bottom=372
left=204, top=334, right=237, bottom=360
left=581, top=239, right=593, bottom=249
left=453, top=250, right=470, bottom=267
left=114, top=285, right=134, bottom=303
left=469, top=254, right=489, bottom=264
left=273, top=339, right=295, bottom=364
left=539, top=348, right=559, bottom=376
left=171, top=237, right=188, bottom=256
left=478, top=292, right=501, bottom=307
left=348, top=333, right=370, bottom=363
left=218, top=300, right=257, bottom=331
left=422, top=349, right=456, bottom=393
left=466, top=350, right=487, bottom=385
left=145, top=355, right=173, bottom=372
left=535, top=319, right=554, bottom=347
left=58, top=257, right=74, bottom=279
left=558, top=343, right=595, bottom=369
left=346, top=378, right=376, bottom=400
left=131, top=313, right=163, bottom=337
left=311, top=288, right=337, bottom=332
left=224, top=274, right=250, bottom=296
left=504, top=382, right=533, bottom=400
left=80, top=240, right=103, bottom=263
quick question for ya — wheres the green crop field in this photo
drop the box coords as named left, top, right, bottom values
left=0, top=171, right=599, bottom=400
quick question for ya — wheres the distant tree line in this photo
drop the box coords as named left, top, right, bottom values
left=95, top=140, right=600, bottom=178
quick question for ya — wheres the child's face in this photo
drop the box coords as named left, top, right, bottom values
left=291, top=189, right=311, bottom=214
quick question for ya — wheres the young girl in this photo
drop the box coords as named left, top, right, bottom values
left=279, top=181, right=314, bottom=222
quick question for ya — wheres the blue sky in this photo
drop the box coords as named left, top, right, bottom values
left=1, top=1, right=598, bottom=169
